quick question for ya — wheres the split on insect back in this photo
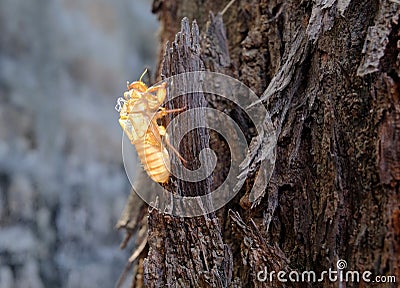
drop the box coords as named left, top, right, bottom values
left=115, top=69, right=185, bottom=184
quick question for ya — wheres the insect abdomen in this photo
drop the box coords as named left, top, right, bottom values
left=135, top=141, right=170, bottom=183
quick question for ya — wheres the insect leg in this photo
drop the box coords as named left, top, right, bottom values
left=156, top=107, right=186, bottom=117
left=146, top=82, right=167, bottom=104
left=148, top=119, right=187, bottom=164
left=162, top=131, right=187, bottom=164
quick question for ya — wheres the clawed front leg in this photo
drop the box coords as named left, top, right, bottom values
left=146, top=82, right=167, bottom=104
left=157, top=124, right=187, bottom=164
left=150, top=106, right=187, bottom=164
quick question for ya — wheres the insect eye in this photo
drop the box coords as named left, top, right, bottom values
left=124, top=90, right=134, bottom=100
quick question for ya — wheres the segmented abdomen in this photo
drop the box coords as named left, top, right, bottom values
left=135, top=140, right=170, bottom=183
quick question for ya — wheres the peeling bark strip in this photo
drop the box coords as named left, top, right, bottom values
left=143, top=18, right=233, bottom=287
left=161, top=18, right=212, bottom=201
left=357, top=0, right=399, bottom=76
left=307, top=0, right=349, bottom=42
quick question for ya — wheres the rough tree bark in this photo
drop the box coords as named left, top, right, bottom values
left=117, top=0, right=399, bottom=287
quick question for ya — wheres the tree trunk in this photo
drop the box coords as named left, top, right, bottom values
left=117, top=0, right=400, bottom=287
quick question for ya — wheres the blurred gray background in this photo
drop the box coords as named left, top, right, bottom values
left=0, top=0, right=158, bottom=287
